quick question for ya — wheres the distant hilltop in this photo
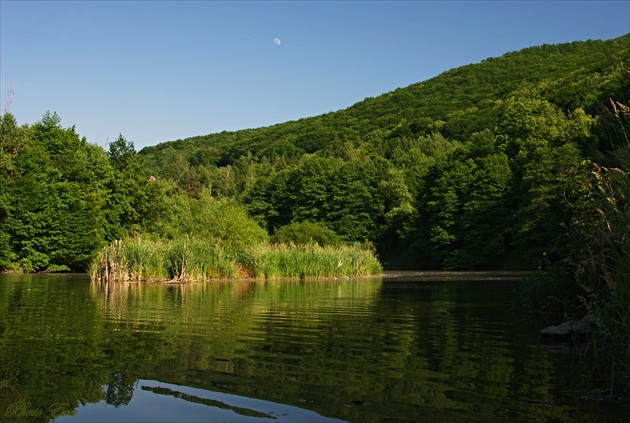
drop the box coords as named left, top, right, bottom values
left=140, top=33, right=629, bottom=162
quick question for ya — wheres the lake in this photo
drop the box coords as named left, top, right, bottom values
left=0, top=272, right=627, bottom=422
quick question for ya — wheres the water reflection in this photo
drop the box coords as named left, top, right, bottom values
left=0, top=273, right=627, bottom=422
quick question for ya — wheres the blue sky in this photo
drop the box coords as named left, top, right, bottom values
left=1, top=1, right=629, bottom=150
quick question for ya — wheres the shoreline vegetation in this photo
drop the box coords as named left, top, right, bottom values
left=89, top=236, right=383, bottom=283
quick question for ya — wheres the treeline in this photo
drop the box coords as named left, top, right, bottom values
left=0, top=115, right=169, bottom=271
left=0, top=115, right=380, bottom=277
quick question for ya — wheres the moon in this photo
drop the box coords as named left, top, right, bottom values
left=273, top=38, right=281, bottom=46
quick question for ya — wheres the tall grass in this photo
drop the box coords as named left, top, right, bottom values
left=571, top=99, right=630, bottom=398
left=89, top=236, right=240, bottom=283
left=90, top=236, right=382, bottom=284
left=576, top=159, right=630, bottom=398
left=239, top=242, right=382, bottom=279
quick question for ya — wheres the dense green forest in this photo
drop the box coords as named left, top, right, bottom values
left=137, top=35, right=629, bottom=271
left=1, top=33, right=628, bottom=288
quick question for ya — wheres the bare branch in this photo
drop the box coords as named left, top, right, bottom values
left=3, top=87, right=14, bottom=115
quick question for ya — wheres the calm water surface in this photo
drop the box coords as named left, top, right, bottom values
left=0, top=272, right=627, bottom=422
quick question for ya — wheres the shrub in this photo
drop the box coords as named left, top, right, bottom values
left=272, top=221, right=341, bottom=246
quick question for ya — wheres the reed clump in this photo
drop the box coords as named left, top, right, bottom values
left=576, top=159, right=630, bottom=399
left=239, top=242, right=382, bottom=279
left=90, top=236, right=382, bottom=283
left=570, top=99, right=630, bottom=399
left=90, top=236, right=240, bottom=283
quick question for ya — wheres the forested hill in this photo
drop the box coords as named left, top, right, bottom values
left=134, top=34, right=629, bottom=271
left=1, top=34, right=628, bottom=276
left=139, top=34, right=629, bottom=164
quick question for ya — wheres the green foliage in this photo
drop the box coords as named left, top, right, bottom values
left=240, top=242, right=382, bottom=279
left=134, top=34, right=630, bottom=274
left=90, top=236, right=241, bottom=282
left=272, top=221, right=342, bottom=246
left=0, top=112, right=113, bottom=271
left=107, top=134, right=136, bottom=170
left=0, top=112, right=27, bottom=175
left=103, top=134, right=170, bottom=239
left=0, top=114, right=173, bottom=271
left=156, top=192, right=269, bottom=248
left=3, top=33, right=630, bottom=286
left=139, top=35, right=629, bottom=166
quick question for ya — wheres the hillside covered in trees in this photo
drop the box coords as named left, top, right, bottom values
left=0, top=34, right=627, bottom=277
left=138, top=34, right=629, bottom=270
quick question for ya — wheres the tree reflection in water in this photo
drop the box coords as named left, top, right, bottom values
left=0, top=273, right=628, bottom=422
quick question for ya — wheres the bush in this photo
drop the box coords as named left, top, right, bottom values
left=158, top=192, right=269, bottom=248
left=272, top=221, right=341, bottom=246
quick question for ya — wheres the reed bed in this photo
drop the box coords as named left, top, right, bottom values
left=89, top=236, right=240, bottom=283
left=90, top=236, right=382, bottom=283
left=239, top=242, right=382, bottom=279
